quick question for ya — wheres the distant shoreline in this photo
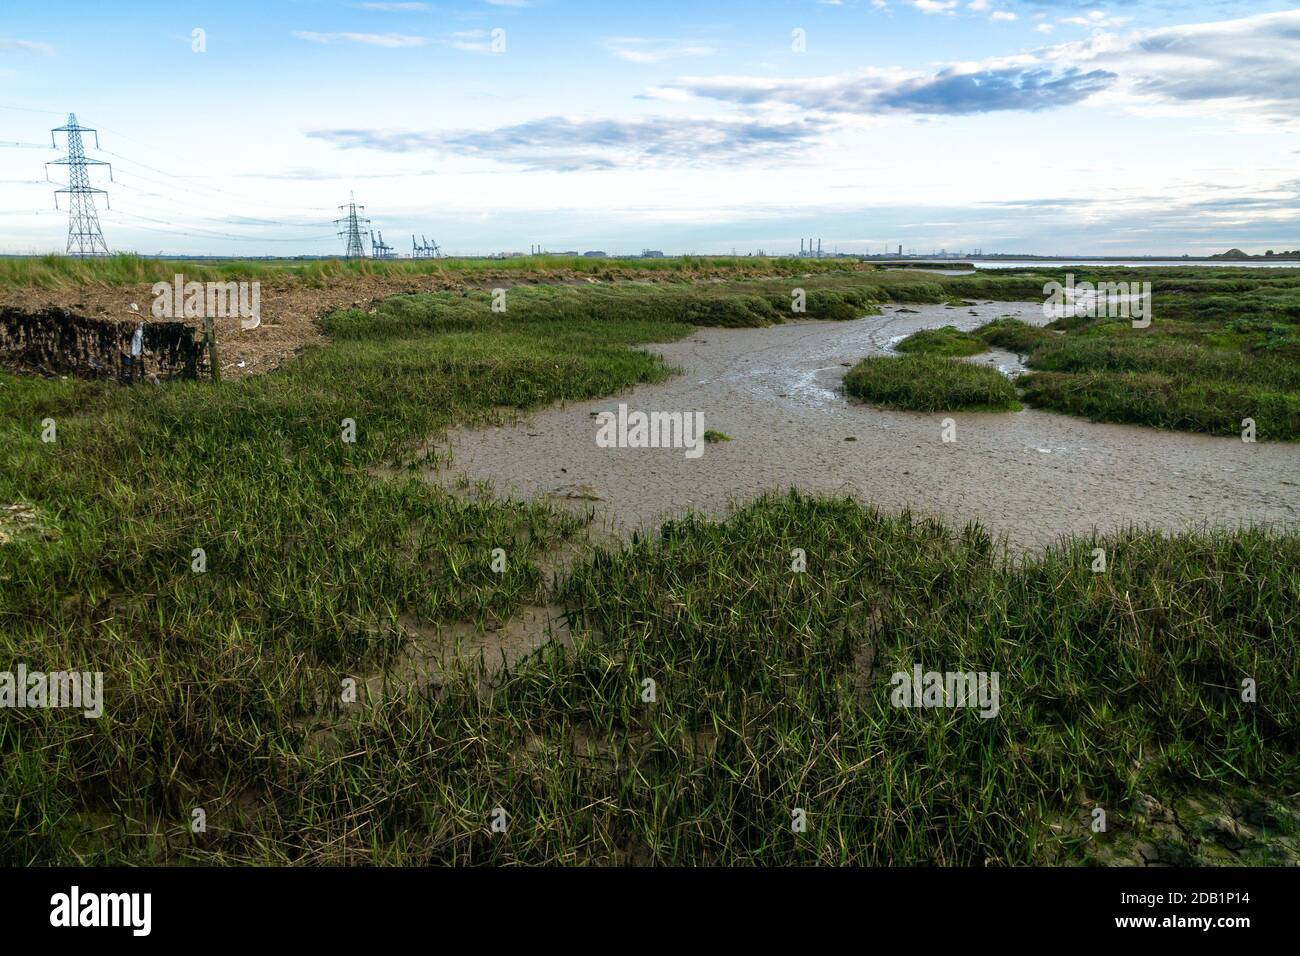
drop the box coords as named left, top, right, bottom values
left=864, top=255, right=1300, bottom=263
left=0, top=252, right=1297, bottom=264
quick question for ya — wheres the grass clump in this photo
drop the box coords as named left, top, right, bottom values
left=1018, top=371, right=1300, bottom=439
left=895, top=325, right=986, bottom=357
left=961, top=271, right=1300, bottom=439
left=843, top=353, right=1019, bottom=412
left=703, top=429, right=731, bottom=443
left=974, top=317, right=1058, bottom=354
left=547, top=493, right=1300, bottom=865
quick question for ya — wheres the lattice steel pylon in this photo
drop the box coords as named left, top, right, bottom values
left=334, top=194, right=370, bottom=259
left=47, top=113, right=112, bottom=257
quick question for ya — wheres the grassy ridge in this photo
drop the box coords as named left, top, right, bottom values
left=970, top=275, right=1300, bottom=438
left=844, top=353, right=1019, bottom=412
left=0, top=252, right=875, bottom=290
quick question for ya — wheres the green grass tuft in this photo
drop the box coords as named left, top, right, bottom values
left=843, top=354, right=1019, bottom=412
left=895, top=325, right=987, bottom=357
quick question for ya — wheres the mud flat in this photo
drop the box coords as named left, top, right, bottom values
left=432, top=302, right=1300, bottom=551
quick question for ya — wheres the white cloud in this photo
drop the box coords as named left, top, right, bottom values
left=309, top=115, right=833, bottom=171
left=445, top=29, right=496, bottom=53
left=293, top=31, right=427, bottom=48
left=662, top=10, right=1300, bottom=128
left=664, top=60, right=1115, bottom=117
left=1047, top=10, right=1300, bottom=125
left=0, top=39, right=54, bottom=56
left=1061, top=13, right=1132, bottom=30
left=603, top=37, right=716, bottom=64
left=912, top=1, right=958, bottom=15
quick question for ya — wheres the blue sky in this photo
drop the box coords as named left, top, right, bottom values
left=1, top=0, right=1298, bottom=256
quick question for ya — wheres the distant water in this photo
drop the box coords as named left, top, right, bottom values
left=968, top=260, right=1298, bottom=270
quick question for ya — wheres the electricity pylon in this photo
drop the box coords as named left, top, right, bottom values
left=47, top=113, right=111, bottom=257
left=334, top=194, right=370, bottom=259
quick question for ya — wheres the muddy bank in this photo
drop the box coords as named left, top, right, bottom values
left=430, top=301, right=1300, bottom=550
left=0, top=262, right=876, bottom=380
left=0, top=271, right=624, bottom=380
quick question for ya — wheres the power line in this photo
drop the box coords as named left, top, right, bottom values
left=10, top=102, right=415, bottom=255
left=111, top=172, right=333, bottom=228
left=111, top=211, right=337, bottom=242
left=89, top=144, right=340, bottom=228
left=97, top=146, right=300, bottom=210
left=0, top=103, right=64, bottom=116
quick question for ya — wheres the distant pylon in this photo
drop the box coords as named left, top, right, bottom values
left=334, top=193, right=370, bottom=259
left=47, top=113, right=111, bottom=257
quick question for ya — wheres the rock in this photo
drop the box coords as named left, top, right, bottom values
left=1206, top=814, right=1252, bottom=850
left=1133, top=792, right=1170, bottom=824
left=1153, top=840, right=1195, bottom=866
left=1135, top=838, right=1194, bottom=867
left=549, top=483, right=603, bottom=501
left=1242, top=800, right=1283, bottom=829
left=845, top=436, right=857, bottom=442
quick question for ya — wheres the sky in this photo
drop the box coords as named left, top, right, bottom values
left=1, top=0, right=1298, bottom=257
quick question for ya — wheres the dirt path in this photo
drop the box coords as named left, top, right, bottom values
left=430, top=301, right=1300, bottom=551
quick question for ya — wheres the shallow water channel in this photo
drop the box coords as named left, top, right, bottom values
left=432, top=301, right=1300, bottom=551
